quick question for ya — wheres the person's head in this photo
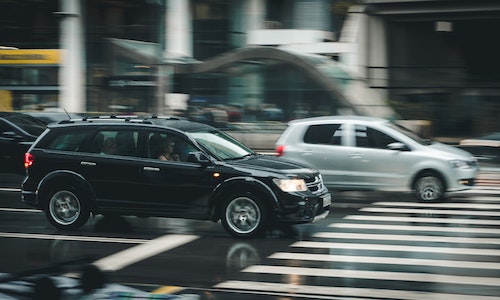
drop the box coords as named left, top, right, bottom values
left=162, top=138, right=175, bottom=154
left=102, top=138, right=117, bottom=154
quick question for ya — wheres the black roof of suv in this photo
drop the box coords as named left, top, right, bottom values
left=22, top=115, right=330, bottom=238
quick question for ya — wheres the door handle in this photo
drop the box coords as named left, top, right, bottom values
left=80, top=161, right=96, bottom=166
left=143, top=166, right=160, bottom=172
left=349, top=153, right=362, bottom=159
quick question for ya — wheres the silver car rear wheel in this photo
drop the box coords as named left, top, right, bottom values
left=45, top=188, right=90, bottom=229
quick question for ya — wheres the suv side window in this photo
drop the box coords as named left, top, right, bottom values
left=146, top=131, right=196, bottom=162
left=46, top=131, right=89, bottom=152
left=303, top=124, right=343, bottom=145
left=355, top=125, right=398, bottom=149
left=91, top=130, right=138, bottom=156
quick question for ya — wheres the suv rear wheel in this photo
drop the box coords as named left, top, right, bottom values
left=221, top=192, right=268, bottom=238
left=414, top=173, right=444, bottom=202
left=45, top=187, right=90, bottom=230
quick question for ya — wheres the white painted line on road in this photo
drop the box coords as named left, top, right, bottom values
left=243, top=265, right=500, bottom=287
left=374, top=202, right=500, bottom=209
left=343, top=215, right=500, bottom=226
left=331, top=222, right=500, bottom=234
left=270, top=252, right=500, bottom=270
left=0, top=232, right=148, bottom=244
left=291, top=241, right=500, bottom=256
left=0, top=188, right=21, bottom=192
left=314, top=232, right=500, bottom=245
left=215, top=280, right=500, bottom=300
left=93, top=234, right=199, bottom=272
left=361, top=207, right=500, bottom=216
left=0, top=207, right=41, bottom=213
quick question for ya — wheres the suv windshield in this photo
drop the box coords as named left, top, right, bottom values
left=190, top=129, right=254, bottom=160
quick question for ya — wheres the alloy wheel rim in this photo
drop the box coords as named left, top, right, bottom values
left=226, top=196, right=260, bottom=234
left=49, top=190, right=81, bottom=225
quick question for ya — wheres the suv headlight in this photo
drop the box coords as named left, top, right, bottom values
left=273, top=178, right=307, bottom=192
left=449, top=159, right=472, bottom=169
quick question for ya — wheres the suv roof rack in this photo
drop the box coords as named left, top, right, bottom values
left=57, top=114, right=184, bottom=124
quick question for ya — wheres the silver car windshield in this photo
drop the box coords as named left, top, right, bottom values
left=387, top=122, right=433, bottom=145
left=190, top=130, right=255, bottom=160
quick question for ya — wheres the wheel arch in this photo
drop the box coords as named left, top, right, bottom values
left=208, top=177, right=279, bottom=222
left=37, top=170, right=97, bottom=211
left=411, top=168, right=448, bottom=191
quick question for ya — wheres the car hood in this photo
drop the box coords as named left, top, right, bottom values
left=427, top=141, right=476, bottom=159
left=228, top=154, right=318, bottom=175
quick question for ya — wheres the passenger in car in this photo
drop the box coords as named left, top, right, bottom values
left=158, top=138, right=180, bottom=161
left=101, top=137, right=117, bottom=155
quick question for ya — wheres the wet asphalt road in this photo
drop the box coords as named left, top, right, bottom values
left=0, top=174, right=499, bottom=299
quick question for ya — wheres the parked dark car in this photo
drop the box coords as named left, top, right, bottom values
left=459, top=132, right=500, bottom=165
left=22, top=115, right=330, bottom=238
left=0, top=112, right=47, bottom=174
left=24, top=111, right=81, bottom=124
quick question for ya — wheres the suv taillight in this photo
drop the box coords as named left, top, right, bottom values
left=275, top=145, right=285, bottom=157
left=24, top=153, right=35, bottom=168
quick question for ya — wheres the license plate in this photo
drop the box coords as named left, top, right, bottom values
left=322, top=194, right=331, bottom=207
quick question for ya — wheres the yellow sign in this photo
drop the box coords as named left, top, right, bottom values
left=0, top=90, right=13, bottom=111
left=0, top=49, right=60, bottom=65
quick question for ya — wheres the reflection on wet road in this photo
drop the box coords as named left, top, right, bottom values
left=0, top=185, right=499, bottom=299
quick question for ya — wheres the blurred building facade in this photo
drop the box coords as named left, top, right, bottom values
left=0, top=0, right=499, bottom=136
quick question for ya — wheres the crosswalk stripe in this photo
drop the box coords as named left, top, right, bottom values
left=344, top=215, right=500, bottom=226
left=292, top=241, right=500, bottom=256
left=215, top=280, right=500, bottom=300
left=269, top=252, right=500, bottom=270
left=243, top=265, right=500, bottom=286
left=313, top=232, right=500, bottom=244
left=331, top=222, right=500, bottom=234
left=360, top=207, right=500, bottom=216
left=373, top=202, right=500, bottom=209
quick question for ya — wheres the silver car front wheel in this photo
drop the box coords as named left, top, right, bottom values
left=414, top=174, right=444, bottom=202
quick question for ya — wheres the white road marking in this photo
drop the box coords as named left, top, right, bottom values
left=360, top=207, right=499, bottom=216
left=0, top=207, right=41, bottom=213
left=0, top=232, right=148, bottom=243
left=314, top=232, right=500, bottom=244
left=292, top=241, right=500, bottom=256
left=331, top=222, right=500, bottom=234
left=269, top=252, right=500, bottom=270
left=215, top=280, right=500, bottom=300
left=373, top=202, right=500, bottom=209
left=344, top=215, right=500, bottom=226
left=0, top=188, right=21, bottom=192
left=243, top=265, right=500, bottom=286
left=93, top=234, right=199, bottom=272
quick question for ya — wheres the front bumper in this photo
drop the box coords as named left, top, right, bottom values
left=277, top=191, right=331, bottom=224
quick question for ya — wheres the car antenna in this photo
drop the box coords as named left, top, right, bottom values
left=63, top=108, right=71, bottom=120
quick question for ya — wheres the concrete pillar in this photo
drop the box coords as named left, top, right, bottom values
left=58, top=0, right=85, bottom=113
left=166, top=0, right=192, bottom=57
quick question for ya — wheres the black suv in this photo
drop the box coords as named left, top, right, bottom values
left=22, top=116, right=330, bottom=238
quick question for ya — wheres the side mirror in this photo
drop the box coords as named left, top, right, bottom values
left=187, top=151, right=211, bottom=166
left=387, top=142, right=409, bottom=151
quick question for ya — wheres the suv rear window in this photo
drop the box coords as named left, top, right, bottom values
left=303, top=124, right=343, bottom=145
left=46, top=132, right=89, bottom=152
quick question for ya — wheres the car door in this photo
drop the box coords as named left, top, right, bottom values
left=349, top=124, right=407, bottom=190
left=137, top=130, right=217, bottom=218
left=0, top=119, right=33, bottom=174
left=297, top=123, right=354, bottom=189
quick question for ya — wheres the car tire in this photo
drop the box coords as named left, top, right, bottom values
left=414, top=173, right=444, bottom=202
left=45, top=187, right=90, bottom=230
left=221, top=192, right=268, bottom=238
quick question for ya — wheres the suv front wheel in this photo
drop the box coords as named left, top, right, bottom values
left=45, top=187, right=90, bottom=230
left=221, top=192, right=268, bottom=238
